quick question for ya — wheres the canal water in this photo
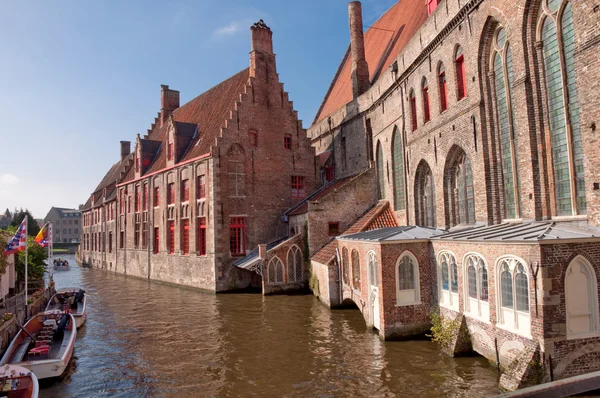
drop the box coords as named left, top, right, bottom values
left=42, top=254, right=500, bottom=397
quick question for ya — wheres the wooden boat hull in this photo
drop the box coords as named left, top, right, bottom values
left=45, top=289, right=87, bottom=328
left=0, top=314, right=77, bottom=380
left=53, top=265, right=69, bottom=271
left=0, top=364, right=39, bottom=398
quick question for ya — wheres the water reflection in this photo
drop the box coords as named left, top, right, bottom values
left=41, top=255, right=499, bottom=397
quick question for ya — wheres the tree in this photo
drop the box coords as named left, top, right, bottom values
left=4, top=226, right=47, bottom=283
left=0, top=234, right=9, bottom=275
left=11, top=208, right=40, bottom=237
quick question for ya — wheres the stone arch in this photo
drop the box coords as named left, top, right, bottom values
left=443, top=145, right=476, bottom=228
left=553, top=342, right=600, bottom=378
left=414, top=159, right=436, bottom=227
left=565, top=255, right=600, bottom=339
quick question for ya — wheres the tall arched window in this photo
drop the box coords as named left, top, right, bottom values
left=422, top=78, right=431, bottom=123
left=376, top=141, right=385, bottom=200
left=396, top=251, right=420, bottom=305
left=267, top=256, right=284, bottom=284
left=538, top=0, right=586, bottom=216
left=464, top=253, right=489, bottom=321
left=438, top=63, right=448, bottom=112
left=410, top=89, right=417, bottom=131
left=455, top=46, right=467, bottom=99
left=438, top=251, right=459, bottom=310
left=342, top=247, right=349, bottom=285
left=392, top=128, right=406, bottom=210
left=368, top=251, right=378, bottom=287
left=415, top=161, right=436, bottom=227
left=287, top=245, right=303, bottom=283
left=565, top=256, right=599, bottom=339
left=491, top=27, right=521, bottom=219
left=351, top=249, right=361, bottom=290
left=445, top=148, right=476, bottom=227
left=496, top=256, right=530, bottom=335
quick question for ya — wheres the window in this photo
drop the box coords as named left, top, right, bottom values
left=267, top=257, right=284, bottom=284
left=565, top=256, right=599, bottom=339
left=491, top=27, right=521, bottom=219
left=168, top=142, right=174, bottom=161
left=287, top=245, right=303, bottom=283
left=368, top=251, right=378, bottom=287
left=153, top=227, right=159, bottom=254
left=197, top=175, right=206, bottom=199
left=181, top=219, right=189, bottom=255
left=392, top=127, right=405, bottom=210
left=143, top=183, right=148, bottom=211
left=228, top=145, right=245, bottom=198
left=168, top=220, right=175, bottom=254
left=410, top=89, right=417, bottom=131
left=366, top=119, right=374, bottom=162
left=120, top=189, right=125, bottom=214
left=229, top=217, right=246, bottom=256
left=167, top=183, right=175, bottom=205
left=324, top=166, right=334, bottom=182
left=108, top=232, right=113, bottom=253
left=142, top=222, right=148, bottom=249
left=438, top=251, right=459, bottom=310
left=135, top=186, right=140, bottom=212
left=496, top=256, right=530, bottom=335
left=351, top=249, right=361, bottom=290
left=422, top=78, right=430, bottom=123
left=120, top=230, right=124, bottom=249
left=342, top=247, right=349, bottom=285
left=446, top=149, right=476, bottom=226
left=415, top=161, right=436, bottom=227
left=134, top=222, right=140, bottom=248
left=154, top=187, right=160, bottom=207
left=539, top=0, right=586, bottom=215
left=74, top=219, right=78, bottom=225
left=456, top=46, right=467, bottom=99
left=376, top=141, right=385, bottom=200
left=181, top=179, right=189, bottom=202
left=396, top=252, right=420, bottom=305
left=291, top=176, right=306, bottom=199
left=249, top=130, right=258, bottom=147
left=74, top=228, right=78, bottom=234
left=438, top=63, right=448, bottom=112
left=328, top=222, right=339, bottom=236
left=463, top=254, right=489, bottom=321
left=197, top=217, right=206, bottom=256
left=284, top=134, right=292, bottom=150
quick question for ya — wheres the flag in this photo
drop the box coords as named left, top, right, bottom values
left=3, top=219, right=27, bottom=255
left=34, top=223, right=49, bottom=247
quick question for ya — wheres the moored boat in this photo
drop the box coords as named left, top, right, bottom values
left=0, top=313, right=76, bottom=380
left=0, top=364, right=39, bottom=398
left=53, top=259, right=69, bottom=271
left=45, top=288, right=87, bottom=328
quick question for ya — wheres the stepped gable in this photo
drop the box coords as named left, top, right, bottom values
left=313, top=0, right=427, bottom=123
left=287, top=174, right=358, bottom=216
left=82, top=153, right=133, bottom=210
left=312, top=200, right=398, bottom=264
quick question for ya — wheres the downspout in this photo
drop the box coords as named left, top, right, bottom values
left=147, top=178, right=152, bottom=280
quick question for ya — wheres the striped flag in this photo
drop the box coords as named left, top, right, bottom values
left=34, top=222, right=49, bottom=247
left=3, top=218, right=27, bottom=255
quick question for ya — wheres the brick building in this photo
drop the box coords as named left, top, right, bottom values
left=79, top=20, right=317, bottom=292
left=43, top=207, right=82, bottom=243
left=305, top=0, right=600, bottom=391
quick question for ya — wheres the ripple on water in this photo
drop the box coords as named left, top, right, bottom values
left=41, top=255, right=499, bottom=397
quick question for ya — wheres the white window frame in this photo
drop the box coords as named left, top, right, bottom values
left=367, top=251, right=379, bottom=288
left=437, top=250, right=459, bottom=311
left=395, top=251, right=421, bottom=306
left=462, top=252, right=490, bottom=322
left=286, top=245, right=303, bottom=283
left=566, top=255, right=600, bottom=340
left=267, top=256, right=284, bottom=284
left=495, top=255, right=531, bottom=337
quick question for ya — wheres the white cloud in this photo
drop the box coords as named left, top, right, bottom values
left=212, top=21, right=243, bottom=38
left=0, top=173, right=18, bottom=185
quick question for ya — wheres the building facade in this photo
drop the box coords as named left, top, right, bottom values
left=43, top=207, right=82, bottom=243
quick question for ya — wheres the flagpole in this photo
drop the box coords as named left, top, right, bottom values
left=24, top=217, right=28, bottom=317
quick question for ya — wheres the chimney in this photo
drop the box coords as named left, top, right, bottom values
left=120, top=141, right=131, bottom=161
left=349, top=1, right=370, bottom=98
left=250, top=19, right=273, bottom=55
left=160, top=85, right=180, bottom=126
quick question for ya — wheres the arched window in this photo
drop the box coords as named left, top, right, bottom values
left=368, top=251, right=378, bottom=287
left=376, top=141, right=385, bottom=200
left=538, top=0, right=586, bottom=216
left=491, top=27, right=521, bottom=219
left=342, top=247, right=349, bottom=285
left=392, top=128, right=406, bottom=210
left=267, top=256, right=284, bottom=284
left=422, top=78, right=431, bottom=123
left=396, top=251, right=420, bottom=305
left=415, top=161, right=436, bottom=227
left=438, top=251, right=459, bottom=310
left=445, top=148, right=476, bottom=227
left=455, top=46, right=467, bottom=99
left=496, top=256, right=530, bottom=335
left=351, top=249, right=361, bottom=290
left=409, top=89, right=417, bottom=131
left=437, top=251, right=458, bottom=311
left=287, top=245, right=303, bottom=283
left=438, top=63, right=448, bottom=112
left=464, top=253, right=489, bottom=321
left=565, top=256, right=599, bottom=339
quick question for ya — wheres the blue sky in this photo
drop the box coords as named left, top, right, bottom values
left=0, top=0, right=397, bottom=218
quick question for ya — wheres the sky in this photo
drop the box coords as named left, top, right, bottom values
left=0, top=0, right=397, bottom=219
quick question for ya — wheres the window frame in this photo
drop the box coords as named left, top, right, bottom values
left=197, top=217, right=206, bottom=256
left=197, top=175, right=206, bottom=199
left=395, top=251, right=421, bottom=306
left=284, top=134, right=292, bottom=150
left=495, top=255, right=531, bottom=337
left=422, top=78, right=431, bottom=123
left=287, top=245, right=303, bottom=283
left=291, top=176, right=306, bottom=199
left=229, top=217, right=246, bottom=256
left=462, top=252, right=490, bottom=322
left=455, top=46, right=467, bottom=100
left=181, top=179, right=190, bottom=203
left=438, top=63, right=448, bottom=112
left=565, top=255, right=600, bottom=340
left=437, top=251, right=459, bottom=311
left=410, top=89, right=418, bottom=131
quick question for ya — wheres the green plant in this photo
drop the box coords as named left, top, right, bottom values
left=27, top=288, right=45, bottom=305
left=0, top=312, right=14, bottom=327
left=428, top=311, right=460, bottom=348
left=0, top=235, right=8, bottom=275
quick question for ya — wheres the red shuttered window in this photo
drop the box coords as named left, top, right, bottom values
left=120, top=190, right=125, bottom=214
left=438, top=65, right=448, bottom=112
left=167, top=183, right=175, bottom=205
left=108, top=232, right=113, bottom=253
left=410, top=90, right=417, bottom=131
left=291, top=176, right=306, bottom=199
left=153, top=227, right=159, bottom=254
left=456, top=48, right=467, bottom=100
left=181, top=219, right=190, bottom=255
left=229, top=217, right=246, bottom=256
left=197, top=217, right=206, bottom=256
left=154, top=186, right=160, bottom=207
left=143, top=183, right=148, bottom=211
left=422, top=79, right=431, bottom=123
left=197, top=175, right=206, bottom=199
left=168, top=221, right=175, bottom=254
left=181, top=179, right=189, bottom=202
left=135, top=186, right=140, bottom=212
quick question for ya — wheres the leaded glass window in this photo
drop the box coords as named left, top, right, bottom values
left=342, top=247, right=349, bottom=285
left=480, top=266, right=489, bottom=301
left=451, top=257, right=458, bottom=293
left=501, top=266, right=513, bottom=308
left=515, top=264, right=529, bottom=312
left=392, top=128, right=405, bottom=210
left=448, top=152, right=476, bottom=226
left=497, top=256, right=530, bottom=333
left=376, top=141, right=385, bottom=200
left=287, top=245, right=303, bottom=283
left=268, top=257, right=284, bottom=284
left=442, top=258, right=449, bottom=291
left=369, top=252, right=378, bottom=286
left=468, top=265, right=477, bottom=298
left=398, top=256, right=415, bottom=290
left=352, top=250, right=361, bottom=290
left=416, top=161, right=436, bottom=227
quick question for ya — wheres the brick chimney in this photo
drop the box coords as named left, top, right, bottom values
left=349, top=1, right=370, bottom=98
left=251, top=19, right=273, bottom=56
left=249, top=20, right=276, bottom=105
left=160, top=85, right=180, bottom=126
left=120, top=141, right=131, bottom=161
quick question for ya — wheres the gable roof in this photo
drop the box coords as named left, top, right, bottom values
left=313, top=0, right=428, bottom=123
left=287, top=174, right=359, bottom=216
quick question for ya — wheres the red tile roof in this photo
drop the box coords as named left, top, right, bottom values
left=287, top=174, right=361, bottom=216
left=311, top=200, right=398, bottom=264
left=313, top=0, right=428, bottom=123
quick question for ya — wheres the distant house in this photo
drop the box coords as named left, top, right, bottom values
left=0, top=209, right=12, bottom=229
left=0, top=232, right=16, bottom=300
left=43, top=207, right=82, bottom=243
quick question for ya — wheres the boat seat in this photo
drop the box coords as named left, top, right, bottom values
left=29, top=345, right=49, bottom=356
